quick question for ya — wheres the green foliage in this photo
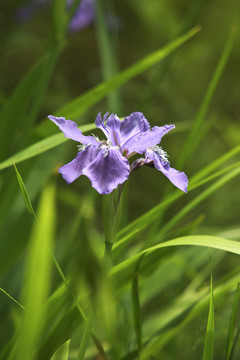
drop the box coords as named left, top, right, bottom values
left=202, top=276, right=214, bottom=360
left=0, top=0, right=239, bottom=359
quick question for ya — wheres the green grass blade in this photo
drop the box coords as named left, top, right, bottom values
left=0, top=47, right=62, bottom=159
left=0, top=55, right=48, bottom=158
left=0, top=27, right=199, bottom=169
left=229, top=323, right=240, bottom=360
left=55, top=26, right=200, bottom=119
left=141, top=268, right=240, bottom=359
left=95, top=0, right=120, bottom=112
left=0, top=123, right=95, bottom=170
left=191, top=144, right=240, bottom=185
left=157, top=166, right=240, bottom=240
left=113, top=161, right=240, bottom=256
left=110, top=236, right=240, bottom=284
left=226, top=283, right=240, bottom=360
left=202, top=276, right=214, bottom=360
left=52, top=0, right=68, bottom=43
left=132, top=263, right=143, bottom=352
left=9, top=184, right=56, bottom=360
left=77, top=308, right=95, bottom=360
left=13, top=164, right=38, bottom=226
left=0, top=287, right=25, bottom=310
left=51, top=340, right=70, bottom=360
left=177, top=27, right=236, bottom=169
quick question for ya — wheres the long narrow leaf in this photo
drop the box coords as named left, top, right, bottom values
left=51, top=340, right=70, bottom=360
left=9, top=184, right=56, bottom=360
left=77, top=308, right=95, bottom=360
left=0, top=27, right=199, bottom=169
left=13, top=164, right=38, bottom=226
left=132, top=263, right=143, bottom=352
left=0, top=123, right=95, bottom=170
left=55, top=26, right=200, bottom=119
left=110, top=236, right=240, bottom=284
left=202, top=276, right=214, bottom=360
left=226, top=283, right=240, bottom=360
left=113, top=160, right=240, bottom=255
left=157, top=166, right=240, bottom=240
left=177, top=27, right=236, bottom=168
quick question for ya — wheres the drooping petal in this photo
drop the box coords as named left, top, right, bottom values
left=95, top=112, right=109, bottom=138
left=120, top=112, right=150, bottom=146
left=145, top=148, right=188, bottom=193
left=123, top=125, right=175, bottom=156
left=82, top=147, right=130, bottom=194
left=59, top=145, right=99, bottom=184
left=48, top=115, right=98, bottom=145
left=105, top=113, right=122, bottom=146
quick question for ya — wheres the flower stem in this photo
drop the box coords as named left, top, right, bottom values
left=102, top=187, right=124, bottom=257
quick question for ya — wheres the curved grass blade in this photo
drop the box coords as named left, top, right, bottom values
left=177, top=27, right=236, bottom=169
left=202, top=276, right=214, bottom=360
left=226, top=283, right=240, bottom=360
left=9, top=184, right=56, bottom=360
left=51, top=340, right=70, bottom=360
left=110, top=235, right=240, bottom=284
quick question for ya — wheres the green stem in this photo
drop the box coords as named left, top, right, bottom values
left=103, top=187, right=124, bottom=257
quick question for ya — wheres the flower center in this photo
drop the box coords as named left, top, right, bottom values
left=152, top=145, right=169, bottom=163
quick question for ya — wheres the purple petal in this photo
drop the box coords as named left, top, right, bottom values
left=145, top=149, right=188, bottom=193
left=123, top=125, right=175, bottom=155
left=68, top=0, right=95, bottom=32
left=59, top=145, right=98, bottom=184
left=120, top=112, right=150, bottom=147
left=105, top=113, right=122, bottom=146
left=82, top=147, right=130, bottom=194
left=48, top=115, right=98, bottom=145
left=95, top=112, right=109, bottom=139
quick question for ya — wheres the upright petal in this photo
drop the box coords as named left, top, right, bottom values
left=59, top=145, right=99, bottom=184
left=82, top=147, right=130, bottom=194
left=145, top=148, right=188, bottom=193
left=95, top=112, right=109, bottom=138
left=105, top=113, right=122, bottom=146
left=123, top=125, right=175, bottom=156
left=120, top=112, right=150, bottom=146
left=48, top=115, right=98, bottom=145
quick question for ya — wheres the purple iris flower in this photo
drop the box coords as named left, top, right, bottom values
left=48, top=112, right=188, bottom=194
left=17, top=0, right=95, bottom=32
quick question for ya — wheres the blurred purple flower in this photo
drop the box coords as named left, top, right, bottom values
left=48, top=112, right=188, bottom=194
left=17, top=0, right=95, bottom=32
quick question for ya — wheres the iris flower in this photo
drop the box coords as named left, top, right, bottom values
left=17, top=0, right=95, bottom=32
left=48, top=112, right=188, bottom=194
